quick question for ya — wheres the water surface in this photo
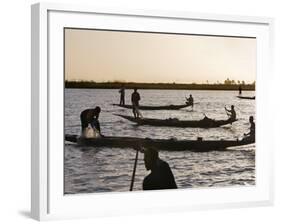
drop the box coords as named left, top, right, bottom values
left=64, top=89, right=255, bottom=194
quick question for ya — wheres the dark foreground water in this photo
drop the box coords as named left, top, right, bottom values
left=64, top=89, right=255, bottom=194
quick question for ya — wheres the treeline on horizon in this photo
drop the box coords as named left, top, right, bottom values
left=65, top=81, right=255, bottom=91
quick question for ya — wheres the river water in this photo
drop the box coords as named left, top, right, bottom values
left=64, top=89, right=255, bottom=194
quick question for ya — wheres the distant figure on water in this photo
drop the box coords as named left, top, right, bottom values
left=225, top=105, right=236, bottom=120
left=143, top=147, right=177, bottom=190
left=244, top=116, right=255, bottom=141
left=119, top=85, right=125, bottom=106
left=239, top=85, right=242, bottom=95
left=80, top=106, right=102, bottom=137
left=186, top=94, right=194, bottom=108
left=131, top=88, right=141, bottom=119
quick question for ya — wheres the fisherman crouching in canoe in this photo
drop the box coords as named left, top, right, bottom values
left=80, top=106, right=103, bottom=138
left=243, top=116, right=255, bottom=142
left=142, top=147, right=177, bottom=190
left=225, top=105, right=236, bottom=121
left=186, top=94, right=194, bottom=109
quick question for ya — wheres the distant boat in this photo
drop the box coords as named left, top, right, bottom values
left=112, top=102, right=192, bottom=110
left=237, top=96, right=255, bottom=100
left=65, top=134, right=254, bottom=152
left=115, top=114, right=237, bottom=128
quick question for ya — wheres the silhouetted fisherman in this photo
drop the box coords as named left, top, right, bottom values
left=244, top=116, right=255, bottom=141
left=143, top=147, right=177, bottom=190
left=225, top=105, right=236, bottom=120
left=80, top=106, right=101, bottom=134
left=119, top=85, right=125, bottom=105
left=131, top=88, right=141, bottom=118
left=239, top=85, right=242, bottom=95
left=186, top=94, right=194, bottom=108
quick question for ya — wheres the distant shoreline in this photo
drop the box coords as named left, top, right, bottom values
left=65, top=81, right=255, bottom=91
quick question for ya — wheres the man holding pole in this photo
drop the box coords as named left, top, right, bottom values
left=130, top=146, right=177, bottom=191
left=142, top=147, right=177, bottom=190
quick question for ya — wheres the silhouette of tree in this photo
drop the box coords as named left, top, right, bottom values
left=224, top=78, right=231, bottom=85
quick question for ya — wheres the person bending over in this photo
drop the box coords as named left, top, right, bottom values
left=80, top=106, right=101, bottom=135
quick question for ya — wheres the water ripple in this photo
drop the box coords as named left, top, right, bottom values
left=64, top=89, right=255, bottom=194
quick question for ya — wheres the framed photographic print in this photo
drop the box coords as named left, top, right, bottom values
left=31, top=2, right=274, bottom=221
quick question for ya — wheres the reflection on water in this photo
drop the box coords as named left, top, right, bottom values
left=64, top=89, right=255, bottom=194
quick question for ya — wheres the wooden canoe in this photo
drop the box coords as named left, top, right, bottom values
left=65, top=134, right=254, bottom=152
left=115, top=114, right=237, bottom=128
left=112, top=102, right=192, bottom=110
left=237, top=96, right=255, bottom=100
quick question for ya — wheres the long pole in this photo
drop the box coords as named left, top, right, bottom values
left=129, top=148, right=139, bottom=191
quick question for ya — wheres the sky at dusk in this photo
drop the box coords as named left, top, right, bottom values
left=65, top=28, right=256, bottom=84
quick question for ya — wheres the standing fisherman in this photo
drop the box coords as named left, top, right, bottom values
left=239, top=85, right=242, bottom=95
left=131, top=88, right=141, bottom=118
left=119, top=85, right=125, bottom=106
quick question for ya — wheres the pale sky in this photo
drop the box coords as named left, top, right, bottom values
left=65, top=28, right=256, bottom=84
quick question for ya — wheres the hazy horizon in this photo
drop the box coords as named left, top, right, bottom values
left=65, top=29, right=256, bottom=84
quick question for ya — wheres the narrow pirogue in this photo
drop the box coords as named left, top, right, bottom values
left=65, top=134, right=254, bottom=152
left=115, top=114, right=237, bottom=128
left=111, top=102, right=192, bottom=110
left=237, top=96, right=255, bottom=100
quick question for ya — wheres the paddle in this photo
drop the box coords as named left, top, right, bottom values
left=224, top=105, right=230, bottom=118
left=129, top=145, right=140, bottom=191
